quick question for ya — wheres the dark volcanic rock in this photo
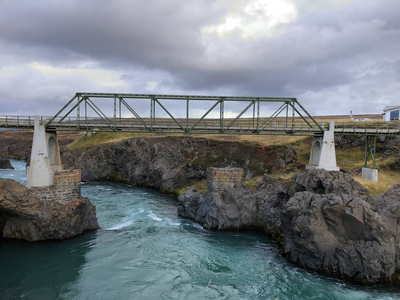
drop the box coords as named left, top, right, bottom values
left=194, top=187, right=257, bottom=230
left=285, top=169, right=370, bottom=197
left=383, top=136, right=400, bottom=159
left=0, top=159, right=14, bottom=169
left=178, top=173, right=285, bottom=232
left=179, top=170, right=370, bottom=232
left=61, top=136, right=285, bottom=191
left=0, top=179, right=99, bottom=241
left=367, top=184, right=400, bottom=272
left=178, top=188, right=204, bottom=220
left=179, top=169, right=400, bottom=284
left=282, top=192, right=395, bottom=284
left=383, top=136, right=400, bottom=171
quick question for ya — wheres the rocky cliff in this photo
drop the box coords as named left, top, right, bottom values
left=178, top=169, right=400, bottom=285
left=60, top=136, right=296, bottom=191
left=0, top=178, right=99, bottom=241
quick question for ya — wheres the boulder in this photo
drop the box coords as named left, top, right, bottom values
left=0, top=159, right=14, bottom=169
left=285, top=169, right=370, bottom=197
left=178, top=172, right=285, bottom=232
left=367, top=184, right=400, bottom=273
left=282, top=192, right=395, bottom=284
left=0, top=179, right=99, bottom=241
left=177, top=187, right=203, bottom=220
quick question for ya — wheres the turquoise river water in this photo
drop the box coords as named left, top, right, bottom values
left=0, top=159, right=399, bottom=299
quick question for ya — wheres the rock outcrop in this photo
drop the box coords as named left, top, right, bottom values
left=0, top=159, right=14, bottom=169
left=367, top=184, right=400, bottom=273
left=178, top=169, right=369, bottom=231
left=0, top=179, right=99, bottom=241
left=178, top=168, right=400, bottom=284
left=285, top=169, right=370, bottom=197
left=282, top=192, right=395, bottom=284
left=178, top=173, right=285, bottom=233
left=61, top=136, right=291, bottom=191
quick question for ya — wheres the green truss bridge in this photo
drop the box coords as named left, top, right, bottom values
left=1, top=92, right=399, bottom=183
left=1, top=92, right=399, bottom=136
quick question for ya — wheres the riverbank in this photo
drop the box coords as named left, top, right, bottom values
left=1, top=129, right=399, bottom=194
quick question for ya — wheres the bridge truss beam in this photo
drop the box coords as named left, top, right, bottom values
left=44, top=92, right=323, bottom=136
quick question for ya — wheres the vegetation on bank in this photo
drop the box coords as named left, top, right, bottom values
left=66, top=130, right=399, bottom=196
left=68, top=132, right=155, bottom=150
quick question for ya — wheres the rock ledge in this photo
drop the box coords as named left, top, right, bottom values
left=0, top=178, right=99, bottom=241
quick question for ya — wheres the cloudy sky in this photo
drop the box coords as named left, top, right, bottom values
left=0, top=0, right=399, bottom=117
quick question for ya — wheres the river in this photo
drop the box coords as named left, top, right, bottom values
left=0, top=159, right=398, bottom=299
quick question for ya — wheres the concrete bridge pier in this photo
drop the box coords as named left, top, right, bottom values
left=306, top=121, right=340, bottom=171
left=27, top=116, right=63, bottom=188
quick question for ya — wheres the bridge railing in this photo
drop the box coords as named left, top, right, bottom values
left=1, top=114, right=327, bottom=135
left=0, top=115, right=40, bottom=128
left=5, top=114, right=400, bottom=135
left=44, top=115, right=326, bottom=134
left=333, top=121, right=400, bottom=135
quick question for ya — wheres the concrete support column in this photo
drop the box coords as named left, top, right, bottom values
left=27, top=116, right=60, bottom=188
left=306, top=121, right=340, bottom=171
left=362, top=167, right=378, bottom=182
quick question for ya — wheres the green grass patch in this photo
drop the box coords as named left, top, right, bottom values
left=244, top=176, right=263, bottom=192
left=171, top=180, right=208, bottom=196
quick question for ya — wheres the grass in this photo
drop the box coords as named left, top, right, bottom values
left=172, top=180, right=208, bottom=196
left=244, top=176, right=263, bottom=192
left=195, top=134, right=306, bottom=147
left=336, top=146, right=366, bottom=171
left=354, top=171, right=399, bottom=195
left=67, top=128, right=309, bottom=151
left=68, top=131, right=161, bottom=150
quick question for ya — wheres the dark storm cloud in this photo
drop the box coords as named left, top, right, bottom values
left=0, top=0, right=217, bottom=69
left=0, top=0, right=399, bottom=115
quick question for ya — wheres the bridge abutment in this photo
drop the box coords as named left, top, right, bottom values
left=27, top=116, right=63, bottom=188
left=306, top=121, right=340, bottom=171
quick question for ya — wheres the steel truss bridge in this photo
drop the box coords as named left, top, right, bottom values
left=1, top=92, right=400, bottom=136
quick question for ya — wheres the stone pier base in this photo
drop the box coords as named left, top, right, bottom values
left=30, top=169, right=82, bottom=201
left=0, top=177, right=99, bottom=242
left=207, top=167, right=245, bottom=192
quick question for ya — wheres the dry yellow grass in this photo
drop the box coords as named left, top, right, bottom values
left=193, top=134, right=306, bottom=147
left=68, top=130, right=309, bottom=150
left=68, top=132, right=163, bottom=150
left=354, top=171, right=399, bottom=195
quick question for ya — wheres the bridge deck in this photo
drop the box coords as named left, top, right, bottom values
left=1, top=115, right=399, bottom=136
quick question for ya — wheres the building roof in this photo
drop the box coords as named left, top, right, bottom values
left=383, top=106, right=400, bottom=112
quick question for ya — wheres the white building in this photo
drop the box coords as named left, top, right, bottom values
left=383, top=106, right=400, bottom=121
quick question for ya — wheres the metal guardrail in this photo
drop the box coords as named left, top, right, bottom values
left=0, top=115, right=36, bottom=127
left=1, top=115, right=399, bottom=136
left=0, top=115, right=326, bottom=135
left=333, top=121, right=400, bottom=135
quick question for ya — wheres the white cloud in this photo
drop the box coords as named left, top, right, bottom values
left=202, top=0, right=298, bottom=39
